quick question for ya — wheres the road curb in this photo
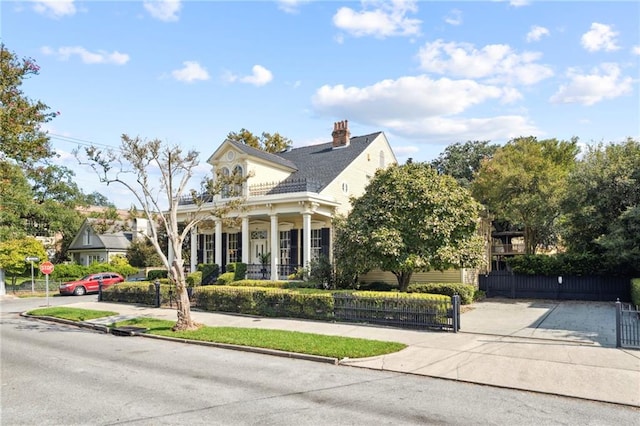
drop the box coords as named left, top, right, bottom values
left=22, top=312, right=339, bottom=365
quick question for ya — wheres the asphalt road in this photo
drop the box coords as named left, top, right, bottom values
left=1, top=297, right=638, bottom=425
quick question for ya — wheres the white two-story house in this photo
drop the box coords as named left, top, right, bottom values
left=176, top=120, right=397, bottom=280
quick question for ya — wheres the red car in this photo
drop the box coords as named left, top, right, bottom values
left=59, top=272, right=125, bottom=296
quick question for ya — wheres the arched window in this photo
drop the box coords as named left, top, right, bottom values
left=220, top=167, right=230, bottom=197
left=233, top=165, right=244, bottom=196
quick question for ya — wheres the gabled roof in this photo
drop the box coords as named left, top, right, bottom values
left=208, top=140, right=298, bottom=171
left=67, top=218, right=132, bottom=252
left=277, top=132, right=383, bottom=191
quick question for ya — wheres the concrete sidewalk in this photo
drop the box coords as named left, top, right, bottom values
left=59, top=301, right=640, bottom=407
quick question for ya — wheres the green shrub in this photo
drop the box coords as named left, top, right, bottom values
left=226, top=263, right=236, bottom=272
left=233, top=263, right=247, bottom=281
left=631, top=278, right=640, bottom=307
left=198, top=264, right=219, bottom=284
left=358, top=281, right=396, bottom=291
left=147, top=270, right=168, bottom=281
left=186, top=271, right=202, bottom=287
left=50, top=263, right=85, bottom=281
left=506, top=253, right=610, bottom=276
left=407, top=282, right=475, bottom=305
left=216, top=272, right=235, bottom=285
left=352, top=290, right=450, bottom=302
left=192, top=286, right=334, bottom=320
left=229, top=280, right=289, bottom=288
left=101, top=282, right=173, bottom=306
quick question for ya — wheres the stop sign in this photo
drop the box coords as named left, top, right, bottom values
left=39, top=261, right=54, bottom=275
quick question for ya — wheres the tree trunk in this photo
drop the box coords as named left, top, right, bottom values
left=393, top=271, right=413, bottom=292
left=171, top=259, right=200, bottom=331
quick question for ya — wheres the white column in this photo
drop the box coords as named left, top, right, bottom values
left=241, top=216, right=249, bottom=264
left=302, top=212, right=311, bottom=270
left=190, top=226, right=197, bottom=272
left=215, top=220, right=222, bottom=267
left=270, top=213, right=279, bottom=280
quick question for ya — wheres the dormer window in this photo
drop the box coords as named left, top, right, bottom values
left=84, top=228, right=91, bottom=245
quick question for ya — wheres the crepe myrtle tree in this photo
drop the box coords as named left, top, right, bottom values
left=76, top=134, right=247, bottom=331
left=339, top=162, right=485, bottom=292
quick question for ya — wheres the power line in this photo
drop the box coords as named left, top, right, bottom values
left=48, top=133, right=118, bottom=150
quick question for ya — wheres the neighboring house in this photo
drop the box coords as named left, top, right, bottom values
left=175, top=120, right=397, bottom=280
left=67, top=217, right=149, bottom=266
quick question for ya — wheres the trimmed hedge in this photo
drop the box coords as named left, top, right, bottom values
left=198, top=263, right=220, bottom=285
left=186, top=271, right=202, bottom=286
left=407, top=282, right=475, bottom=305
left=193, top=286, right=334, bottom=320
left=147, top=270, right=168, bottom=281
left=631, top=278, right=640, bottom=307
left=352, top=290, right=450, bottom=302
left=101, top=282, right=169, bottom=305
left=216, top=272, right=235, bottom=285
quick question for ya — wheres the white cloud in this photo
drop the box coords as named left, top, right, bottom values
left=509, top=0, right=530, bottom=6
left=171, top=61, right=210, bottom=83
left=392, top=145, right=420, bottom=157
left=526, top=25, right=549, bottom=42
left=550, top=63, right=633, bottom=106
left=225, top=65, right=273, bottom=87
left=333, top=0, right=421, bottom=38
left=312, top=75, right=507, bottom=120
left=32, top=0, right=76, bottom=18
left=581, top=23, right=620, bottom=52
left=444, top=9, right=462, bottom=26
left=631, top=46, right=640, bottom=56
left=143, top=0, right=182, bottom=22
left=277, top=0, right=311, bottom=14
left=416, top=39, right=553, bottom=86
left=41, top=46, right=129, bottom=65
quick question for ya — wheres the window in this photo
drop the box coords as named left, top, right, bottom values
left=233, top=165, right=244, bottom=196
left=203, top=234, right=214, bottom=264
left=310, top=229, right=322, bottom=261
left=379, top=150, right=385, bottom=168
left=84, top=228, right=91, bottom=245
left=279, top=231, right=290, bottom=265
left=341, top=182, right=349, bottom=194
left=87, top=254, right=101, bottom=264
left=228, top=233, right=239, bottom=263
left=220, top=167, right=230, bottom=197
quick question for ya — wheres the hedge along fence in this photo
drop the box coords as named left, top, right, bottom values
left=407, top=282, right=476, bottom=305
left=101, top=283, right=174, bottom=306
left=193, top=286, right=334, bottom=320
left=632, top=278, right=640, bottom=307
left=226, top=279, right=316, bottom=289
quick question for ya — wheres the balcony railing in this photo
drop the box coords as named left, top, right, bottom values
left=177, top=178, right=323, bottom=206
left=249, top=178, right=322, bottom=196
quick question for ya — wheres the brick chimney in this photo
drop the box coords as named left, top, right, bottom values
left=331, top=120, right=351, bottom=148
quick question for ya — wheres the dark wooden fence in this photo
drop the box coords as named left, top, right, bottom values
left=479, top=271, right=631, bottom=301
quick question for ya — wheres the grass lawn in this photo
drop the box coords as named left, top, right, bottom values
left=27, top=307, right=118, bottom=321
left=26, top=307, right=407, bottom=359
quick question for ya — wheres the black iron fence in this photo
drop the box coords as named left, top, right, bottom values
left=333, top=294, right=460, bottom=332
left=616, top=300, right=640, bottom=349
left=479, top=271, right=631, bottom=301
left=245, top=264, right=301, bottom=280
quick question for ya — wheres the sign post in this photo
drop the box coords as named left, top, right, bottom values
left=25, top=257, right=40, bottom=293
left=39, top=261, right=54, bottom=306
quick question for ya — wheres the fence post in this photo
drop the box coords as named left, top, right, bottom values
left=154, top=280, right=161, bottom=308
left=452, top=294, right=460, bottom=332
left=615, top=298, right=622, bottom=348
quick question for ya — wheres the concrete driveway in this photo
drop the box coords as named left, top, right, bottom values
left=460, top=299, right=617, bottom=346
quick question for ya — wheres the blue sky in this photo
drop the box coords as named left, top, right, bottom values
left=3, top=0, right=639, bottom=208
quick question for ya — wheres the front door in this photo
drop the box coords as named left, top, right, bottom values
left=252, top=240, right=267, bottom=265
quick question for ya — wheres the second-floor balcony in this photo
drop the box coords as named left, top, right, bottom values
left=177, top=178, right=323, bottom=206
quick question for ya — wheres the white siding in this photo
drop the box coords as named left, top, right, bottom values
left=321, top=134, right=397, bottom=215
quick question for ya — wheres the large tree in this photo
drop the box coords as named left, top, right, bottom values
left=77, top=134, right=247, bottom=331
left=430, top=140, right=499, bottom=188
left=0, top=44, right=88, bottom=261
left=0, top=44, right=57, bottom=165
left=338, top=162, right=485, bottom=291
left=472, top=136, right=579, bottom=254
left=226, top=128, right=292, bottom=153
left=561, top=138, right=640, bottom=256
